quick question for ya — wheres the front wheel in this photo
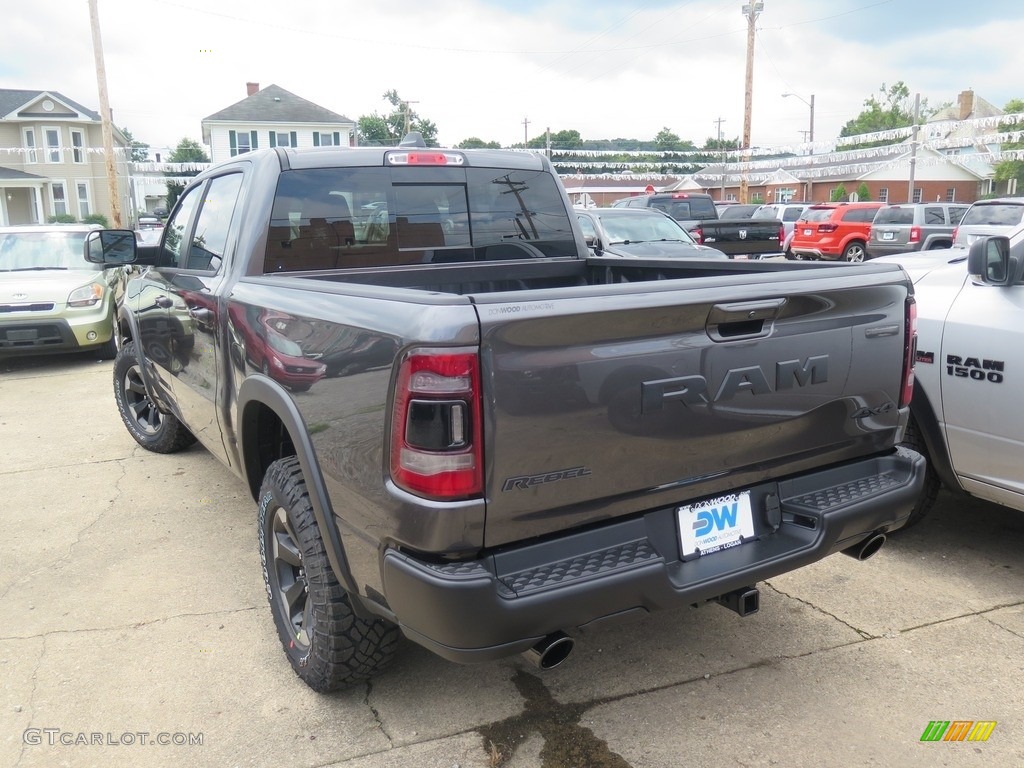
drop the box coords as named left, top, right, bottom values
left=843, top=241, right=867, bottom=262
left=113, top=341, right=196, bottom=453
left=258, top=457, right=399, bottom=692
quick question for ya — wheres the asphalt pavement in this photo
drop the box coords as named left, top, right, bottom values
left=1, top=351, right=1022, bottom=768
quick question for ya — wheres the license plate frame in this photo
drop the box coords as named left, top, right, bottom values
left=678, top=491, right=756, bottom=559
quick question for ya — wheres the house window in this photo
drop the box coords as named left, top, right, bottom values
left=313, top=131, right=341, bottom=147
left=774, top=188, right=795, bottom=203
left=76, top=181, right=91, bottom=218
left=23, top=128, right=38, bottom=163
left=878, top=188, right=888, bottom=203
left=51, top=182, right=68, bottom=217
left=229, top=130, right=258, bottom=157
left=945, top=188, right=956, bottom=202
left=270, top=131, right=297, bottom=148
left=1010, top=178, right=1019, bottom=196
left=44, top=127, right=62, bottom=163
left=912, top=188, right=923, bottom=203
left=71, top=130, right=85, bottom=163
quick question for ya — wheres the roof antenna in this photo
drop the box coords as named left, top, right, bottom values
left=399, top=131, right=426, bottom=148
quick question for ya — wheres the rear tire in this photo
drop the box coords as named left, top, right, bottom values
left=897, top=415, right=940, bottom=530
left=843, top=241, right=867, bottom=262
left=113, top=341, right=196, bottom=453
left=258, top=457, right=399, bottom=692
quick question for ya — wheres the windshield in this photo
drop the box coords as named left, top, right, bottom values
left=600, top=214, right=693, bottom=244
left=0, top=231, right=95, bottom=271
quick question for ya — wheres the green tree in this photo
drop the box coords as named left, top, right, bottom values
left=655, top=128, right=681, bottom=152
left=121, top=126, right=150, bottom=162
left=357, top=91, right=439, bottom=146
left=993, top=98, right=1024, bottom=194
left=527, top=129, right=583, bottom=150
left=456, top=137, right=502, bottom=149
left=830, top=184, right=848, bottom=202
left=856, top=182, right=872, bottom=201
left=839, top=82, right=922, bottom=138
left=164, top=138, right=210, bottom=209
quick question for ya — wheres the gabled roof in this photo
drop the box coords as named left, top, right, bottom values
left=0, top=89, right=101, bottom=121
left=201, top=84, right=353, bottom=125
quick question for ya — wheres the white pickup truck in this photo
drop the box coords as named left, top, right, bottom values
left=877, top=222, right=1024, bottom=525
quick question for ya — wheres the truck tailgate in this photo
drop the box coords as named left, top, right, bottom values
left=475, top=269, right=909, bottom=547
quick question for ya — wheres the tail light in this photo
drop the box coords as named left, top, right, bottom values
left=908, top=226, right=921, bottom=243
left=691, top=226, right=704, bottom=244
left=952, top=226, right=959, bottom=242
left=778, top=223, right=785, bottom=244
left=817, top=223, right=838, bottom=233
left=900, top=296, right=917, bottom=408
left=390, top=347, right=483, bottom=500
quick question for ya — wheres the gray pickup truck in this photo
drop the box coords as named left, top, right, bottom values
left=88, top=137, right=926, bottom=692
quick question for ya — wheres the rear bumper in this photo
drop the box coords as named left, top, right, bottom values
left=866, top=243, right=923, bottom=259
left=382, top=447, right=927, bottom=663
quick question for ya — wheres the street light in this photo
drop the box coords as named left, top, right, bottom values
left=782, top=92, right=815, bottom=151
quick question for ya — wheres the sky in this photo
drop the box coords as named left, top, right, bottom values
left=3, top=0, right=1024, bottom=155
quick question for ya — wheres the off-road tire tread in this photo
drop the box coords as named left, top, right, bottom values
left=258, top=457, right=399, bottom=692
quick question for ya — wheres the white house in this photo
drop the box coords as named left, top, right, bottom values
left=201, top=83, right=357, bottom=164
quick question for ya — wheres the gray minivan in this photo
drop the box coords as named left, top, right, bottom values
left=867, top=202, right=969, bottom=259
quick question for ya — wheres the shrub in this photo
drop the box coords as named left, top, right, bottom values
left=82, top=213, right=109, bottom=227
left=47, top=214, right=77, bottom=224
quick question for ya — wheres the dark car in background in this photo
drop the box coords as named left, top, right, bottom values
left=867, top=202, right=968, bottom=259
left=576, top=208, right=728, bottom=259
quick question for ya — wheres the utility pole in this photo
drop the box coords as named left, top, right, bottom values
left=522, top=117, right=531, bottom=146
left=401, top=100, right=419, bottom=136
left=545, top=126, right=551, bottom=158
left=88, top=0, right=122, bottom=227
left=907, top=93, right=921, bottom=203
left=714, top=117, right=727, bottom=201
left=740, top=2, right=763, bottom=204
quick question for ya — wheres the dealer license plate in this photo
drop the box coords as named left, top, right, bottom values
left=882, top=232, right=895, bottom=241
left=678, top=491, right=755, bottom=558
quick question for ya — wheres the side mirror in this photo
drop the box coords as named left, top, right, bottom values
left=967, top=235, right=1012, bottom=285
left=85, top=230, right=137, bottom=265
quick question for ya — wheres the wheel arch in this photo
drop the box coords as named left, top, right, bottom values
left=237, top=375, right=362, bottom=602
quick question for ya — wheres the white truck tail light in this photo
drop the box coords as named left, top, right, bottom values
left=390, top=348, right=483, bottom=500
left=901, top=296, right=917, bottom=408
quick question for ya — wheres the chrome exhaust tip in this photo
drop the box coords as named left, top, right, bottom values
left=521, top=631, right=575, bottom=670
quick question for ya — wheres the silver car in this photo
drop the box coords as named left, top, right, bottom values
left=952, top=197, right=1024, bottom=247
left=753, top=202, right=811, bottom=259
left=0, top=224, right=128, bottom=358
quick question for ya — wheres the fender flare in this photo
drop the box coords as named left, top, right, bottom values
left=909, top=384, right=963, bottom=493
left=236, top=375, right=361, bottom=602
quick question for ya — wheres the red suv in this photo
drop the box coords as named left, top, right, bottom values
left=789, top=202, right=884, bottom=262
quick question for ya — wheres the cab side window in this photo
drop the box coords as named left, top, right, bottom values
left=161, top=189, right=201, bottom=268
left=186, top=174, right=243, bottom=271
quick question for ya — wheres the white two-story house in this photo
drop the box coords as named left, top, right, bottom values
left=201, top=83, right=357, bottom=164
left=0, top=89, right=131, bottom=226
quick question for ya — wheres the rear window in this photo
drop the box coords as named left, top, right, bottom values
left=802, top=207, right=836, bottom=223
left=265, top=166, right=577, bottom=272
left=751, top=207, right=778, bottom=220
left=650, top=196, right=717, bottom=221
left=960, top=203, right=1024, bottom=227
left=874, top=207, right=914, bottom=225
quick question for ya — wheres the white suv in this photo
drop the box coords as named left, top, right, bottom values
left=952, top=197, right=1024, bottom=247
left=753, top=202, right=811, bottom=259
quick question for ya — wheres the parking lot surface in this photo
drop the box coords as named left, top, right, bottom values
left=2, top=353, right=1023, bottom=768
